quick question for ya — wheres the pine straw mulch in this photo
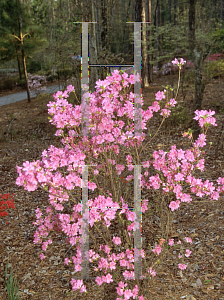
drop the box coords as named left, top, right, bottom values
left=0, top=74, right=224, bottom=300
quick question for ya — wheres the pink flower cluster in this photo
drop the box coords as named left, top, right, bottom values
left=172, top=58, right=186, bottom=68
left=193, top=109, right=217, bottom=128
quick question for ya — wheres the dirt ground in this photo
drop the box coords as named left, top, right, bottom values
left=0, top=73, right=224, bottom=300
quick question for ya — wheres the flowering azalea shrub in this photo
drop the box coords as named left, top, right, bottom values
left=185, top=60, right=194, bottom=69
left=206, top=53, right=224, bottom=62
left=153, top=58, right=187, bottom=76
left=204, top=53, right=224, bottom=80
left=15, top=58, right=224, bottom=299
left=28, top=73, right=47, bottom=96
left=161, top=62, right=178, bottom=75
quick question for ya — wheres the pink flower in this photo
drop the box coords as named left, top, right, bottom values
left=194, top=110, right=217, bottom=128
left=180, top=193, right=192, bottom=203
left=169, top=200, right=180, bottom=211
left=70, top=279, right=87, bottom=292
left=126, top=155, right=132, bottom=163
left=185, top=237, right=192, bottom=244
left=123, top=289, right=133, bottom=299
left=160, top=109, right=171, bottom=117
left=155, top=90, right=165, bottom=101
left=132, top=285, right=139, bottom=298
left=178, top=263, right=187, bottom=270
left=118, top=281, right=127, bottom=289
left=65, top=257, right=70, bottom=266
left=95, top=276, right=104, bottom=286
left=40, top=253, right=45, bottom=260
left=172, top=58, right=186, bottom=67
left=185, top=249, right=192, bottom=257
left=116, top=287, right=124, bottom=297
left=168, top=239, right=174, bottom=246
left=93, top=169, right=99, bottom=175
left=67, top=85, right=74, bottom=93
left=175, top=173, right=184, bottom=181
left=152, top=245, right=162, bottom=255
left=112, top=236, right=122, bottom=245
left=168, top=98, right=177, bottom=107
left=172, top=58, right=179, bottom=65
left=102, top=273, right=113, bottom=284
left=149, top=268, right=156, bottom=277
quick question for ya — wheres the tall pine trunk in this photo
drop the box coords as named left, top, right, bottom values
left=156, top=0, right=162, bottom=70
left=142, top=0, right=150, bottom=87
left=89, top=0, right=99, bottom=92
left=16, top=48, right=22, bottom=80
left=16, top=0, right=31, bottom=102
left=189, top=0, right=205, bottom=140
left=21, top=48, right=31, bottom=102
left=148, top=0, right=153, bottom=82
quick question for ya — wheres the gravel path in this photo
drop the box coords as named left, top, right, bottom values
left=0, top=84, right=61, bottom=107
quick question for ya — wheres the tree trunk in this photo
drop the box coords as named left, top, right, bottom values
left=66, top=0, right=70, bottom=31
left=156, top=0, right=162, bottom=70
left=194, top=49, right=205, bottom=112
left=209, top=0, right=213, bottom=28
left=135, top=0, right=142, bottom=21
left=174, top=0, right=178, bottom=25
left=22, top=49, right=31, bottom=102
left=16, top=0, right=31, bottom=102
left=125, top=0, right=131, bottom=54
left=16, top=49, right=22, bottom=80
left=168, top=0, right=172, bottom=23
left=95, top=1, right=100, bottom=52
left=101, top=0, right=107, bottom=50
left=189, top=0, right=205, bottom=140
left=89, top=0, right=99, bottom=92
left=147, top=0, right=153, bottom=82
left=220, top=0, right=223, bottom=24
left=142, top=0, right=150, bottom=87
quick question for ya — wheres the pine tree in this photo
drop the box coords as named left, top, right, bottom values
left=0, top=0, right=45, bottom=102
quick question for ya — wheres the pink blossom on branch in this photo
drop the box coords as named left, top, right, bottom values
left=178, top=263, right=187, bottom=270
left=152, top=244, right=162, bottom=255
left=169, top=200, right=180, bottom=211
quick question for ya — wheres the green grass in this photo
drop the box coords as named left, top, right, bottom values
left=4, top=262, right=20, bottom=300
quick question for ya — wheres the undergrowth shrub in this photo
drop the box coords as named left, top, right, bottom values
left=17, top=79, right=26, bottom=89
left=164, top=103, right=192, bottom=129
left=204, top=59, right=224, bottom=80
left=0, top=78, right=17, bottom=90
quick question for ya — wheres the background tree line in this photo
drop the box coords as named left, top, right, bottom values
left=0, top=0, right=224, bottom=138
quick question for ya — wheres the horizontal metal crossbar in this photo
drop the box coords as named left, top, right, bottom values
left=88, top=64, right=134, bottom=67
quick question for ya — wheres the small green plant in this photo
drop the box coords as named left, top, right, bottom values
left=185, top=69, right=195, bottom=83
left=36, top=92, right=52, bottom=102
left=17, top=79, right=26, bottom=89
left=204, top=279, right=211, bottom=284
left=165, top=105, right=191, bottom=129
left=4, top=262, right=20, bottom=300
left=204, top=59, right=224, bottom=80
left=11, top=130, right=17, bottom=138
